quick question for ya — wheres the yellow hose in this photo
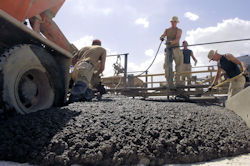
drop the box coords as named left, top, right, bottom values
left=212, top=72, right=244, bottom=89
left=202, top=72, right=244, bottom=95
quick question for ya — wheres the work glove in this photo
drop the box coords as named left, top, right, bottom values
left=208, top=84, right=215, bottom=92
left=96, top=82, right=106, bottom=95
left=243, top=69, right=248, bottom=75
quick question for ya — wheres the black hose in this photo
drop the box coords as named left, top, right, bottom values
left=176, top=38, right=250, bottom=48
left=135, top=40, right=163, bottom=76
left=135, top=38, right=250, bottom=77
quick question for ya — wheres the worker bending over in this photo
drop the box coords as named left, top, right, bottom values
left=160, top=16, right=183, bottom=86
left=208, top=50, right=247, bottom=99
left=70, top=39, right=106, bottom=102
left=182, top=40, right=197, bottom=85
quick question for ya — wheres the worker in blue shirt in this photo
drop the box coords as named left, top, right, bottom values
left=182, top=40, right=197, bottom=85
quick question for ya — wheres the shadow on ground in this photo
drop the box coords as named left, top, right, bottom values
left=0, top=107, right=80, bottom=164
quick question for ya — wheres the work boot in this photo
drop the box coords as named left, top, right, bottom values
left=83, top=88, right=94, bottom=101
left=95, top=82, right=106, bottom=95
left=175, top=94, right=190, bottom=101
left=69, top=81, right=88, bottom=103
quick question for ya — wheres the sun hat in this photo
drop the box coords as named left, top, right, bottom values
left=170, top=16, right=179, bottom=23
left=208, top=50, right=217, bottom=62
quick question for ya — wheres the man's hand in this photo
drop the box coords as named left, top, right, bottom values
left=243, top=69, right=249, bottom=82
left=194, top=59, right=198, bottom=66
left=243, top=69, right=248, bottom=75
left=208, top=84, right=215, bottom=92
left=160, top=37, right=165, bottom=41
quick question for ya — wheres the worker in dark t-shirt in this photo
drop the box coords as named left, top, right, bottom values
left=207, top=50, right=247, bottom=99
left=182, top=40, right=197, bottom=85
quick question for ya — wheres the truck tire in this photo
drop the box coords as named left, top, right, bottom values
left=0, top=44, right=65, bottom=114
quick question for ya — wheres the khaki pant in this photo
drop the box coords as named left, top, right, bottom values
left=164, top=47, right=183, bottom=85
left=72, top=60, right=94, bottom=86
left=228, top=75, right=245, bottom=99
left=91, top=73, right=101, bottom=88
left=182, top=63, right=192, bottom=85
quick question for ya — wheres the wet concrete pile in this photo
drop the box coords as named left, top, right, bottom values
left=0, top=95, right=249, bottom=166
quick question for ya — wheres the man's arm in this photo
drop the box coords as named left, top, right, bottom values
left=212, top=67, right=222, bottom=85
left=226, top=54, right=247, bottom=72
left=72, top=47, right=89, bottom=66
left=97, top=50, right=106, bottom=75
left=191, top=50, right=197, bottom=66
left=168, top=28, right=182, bottom=46
left=160, top=29, right=167, bottom=40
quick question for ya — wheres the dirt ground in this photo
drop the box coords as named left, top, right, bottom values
left=0, top=95, right=249, bottom=166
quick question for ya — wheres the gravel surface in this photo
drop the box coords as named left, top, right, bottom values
left=0, top=95, right=249, bottom=166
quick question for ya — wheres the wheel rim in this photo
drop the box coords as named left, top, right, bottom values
left=15, top=68, right=54, bottom=114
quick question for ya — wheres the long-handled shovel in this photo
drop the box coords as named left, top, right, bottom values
left=203, top=72, right=244, bottom=95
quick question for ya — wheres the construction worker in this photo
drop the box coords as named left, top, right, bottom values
left=69, top=39, right=106, bottom=102
left=160, top=16, right=183, bottom=86
left=207, top=50, right=247, bottom=99
left=182, top=40, right=198, bottom=85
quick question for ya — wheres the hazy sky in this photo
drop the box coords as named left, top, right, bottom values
left=54, top=0, right=250, bottom=77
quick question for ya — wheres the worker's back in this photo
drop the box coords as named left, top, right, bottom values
left=82, top=46, right=106, bottom=70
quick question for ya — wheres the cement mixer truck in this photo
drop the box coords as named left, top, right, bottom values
left=0, top=0, right=75, bottom=114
